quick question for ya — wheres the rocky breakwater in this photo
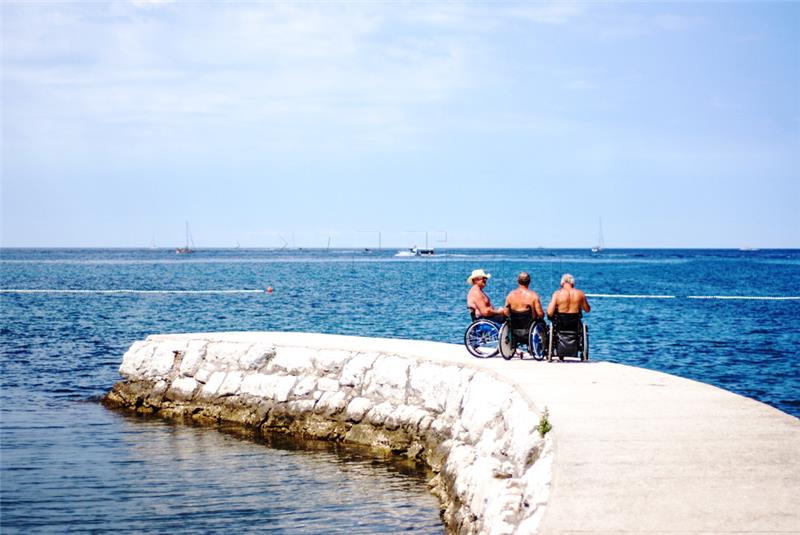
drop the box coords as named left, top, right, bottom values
left=103, top=332, right=553, bottom=534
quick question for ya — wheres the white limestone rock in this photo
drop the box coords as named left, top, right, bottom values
left=200, top=371, right=227, bottom=398
left=474, top=424, right=506, bottom=459
left=409, top=362, right=452, bottom=412
left=314, top=349, right=351, bottom=376
left=272, top=375, right=297, bottom=402
left=287, top=399, right=315, bottom=415
left=315, top=391, right=347, bottom=416
left=345, top=397, right=373, bottom=422
left=145, top=340, right=187, bottom=378
left=239, top=343, right=276, bottom=371
left=339, top=352, right=378, bottom=388
left=446, top=443, right=478, bottom=497
left=153, top=379, right=168, bottom=397
left=366, top=401, right=396, bottom=426
left=240, top=373, right=272, bottom=398
left=315, top=377, right=338, bottom=392
left=459, top=372, right=514, bottom=444
left=218, top=371, right=243, bottom=396
left=444, top=368, right=475, bottom=418
left=119, top=341, right=154, bottom=378
left=179, top=340, right=208, bottom=377
left=168, top=377, right=199, bottom=401
left=195, top=341, right=242, bottom=382
left=518, top=437, right=554, bottom=512
left=205, top=341, right=245, bottom=368
left=293, top=376, right=317, bottom=398
left=114, top=335, right=555, bottom=535
left=395, top=404, right=430, bottom=431
left=431, top=414, right=456, bottom=439
left=418, top=414, right=434, bottom=433
left=501, top=393, right=543, bottom=469
left=363, top=354, right=409, bottom=403
left=194, top=365, right=213, bottom=384
left=238, top=373, right=296, bottom=402
left=269, top=346, right=315, bottom=374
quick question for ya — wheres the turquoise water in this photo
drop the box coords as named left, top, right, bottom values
left=1, top=247, right=798, bottom=532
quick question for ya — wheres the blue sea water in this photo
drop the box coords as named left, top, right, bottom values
left=1, top=247, right=799, bottom=532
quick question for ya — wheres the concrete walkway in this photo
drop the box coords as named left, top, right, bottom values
left=488, top=359, right=799, bottom=534
left=183, top=333, right=800, bottom=533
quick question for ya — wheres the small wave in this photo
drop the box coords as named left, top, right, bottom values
left=687, top=295, right=800, bottom=301
left=587, top=294, right=676, bottom=299
left=0, top=289, right=264, bottom=295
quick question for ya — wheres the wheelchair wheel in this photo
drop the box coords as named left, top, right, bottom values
left=528, top=321, right=547, bottom=361
left=547, top=323, right=555, bottom=362
left=581, top=324, right=589, bottom=361
left=499, top=323, right=515, bottom=360
left=464, top=319, right=500, bottom=358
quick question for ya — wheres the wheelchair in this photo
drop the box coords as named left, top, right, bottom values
left=546, top=313, right=589, bottom=362
left=464, top=309, right=548, bottom=360
left=464, top=311, right=502, bottom=358
left=498, top=313, right=548, bottom=361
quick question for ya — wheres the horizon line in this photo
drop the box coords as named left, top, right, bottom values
left=1, top=246, right=798, bottom=251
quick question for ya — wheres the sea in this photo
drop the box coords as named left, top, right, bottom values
left=1, top=247, right=798, bottom=533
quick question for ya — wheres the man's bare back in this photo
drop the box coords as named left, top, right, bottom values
left=547, top=274, right=590, bottom=317
left=505, top=272, right=544, bottom=319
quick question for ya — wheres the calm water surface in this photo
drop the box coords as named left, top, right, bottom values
left=2, top=248, right=798, bottom=532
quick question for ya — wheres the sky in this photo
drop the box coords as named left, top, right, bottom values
left=1, top=1, right=798, bottom=249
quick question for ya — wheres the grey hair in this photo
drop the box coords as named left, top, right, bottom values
left=561, top=273, right=575, bottom=286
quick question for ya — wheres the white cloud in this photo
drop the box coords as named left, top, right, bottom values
left=3, top=2, right=490, bottom=154
left=131, top=0, right=173, bottom=7
left=504, top=3, right=586, bottom=25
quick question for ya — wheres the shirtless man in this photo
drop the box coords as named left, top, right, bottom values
left=547, top=273, right=591, bottom=318
left=505, top=272, right=544, bottom=320
left=467, top=269, right=507, bottom=322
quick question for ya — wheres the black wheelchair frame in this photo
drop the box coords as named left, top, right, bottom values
left=546, top=314, right=590, bottom=362
left=465, top=310, right=589, bottom=362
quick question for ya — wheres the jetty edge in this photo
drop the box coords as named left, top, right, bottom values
left=103, top=332, right=555, bottom=534
left=103, top=332, right=800, bottom=534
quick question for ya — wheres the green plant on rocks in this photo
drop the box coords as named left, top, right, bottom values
left=536, top=407, right=552, bottom=437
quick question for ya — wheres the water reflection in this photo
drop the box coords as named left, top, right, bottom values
left=1, top=400, right=443, bottom=534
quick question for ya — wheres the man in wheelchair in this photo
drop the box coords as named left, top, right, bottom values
left=466, top=269, right=508, bottom=323
left=504, top=272, right=545, bottom=342
left=546, top=273, right=591, bottom=361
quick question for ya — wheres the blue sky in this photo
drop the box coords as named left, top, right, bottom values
left=2, top=1, right=798, bottom=248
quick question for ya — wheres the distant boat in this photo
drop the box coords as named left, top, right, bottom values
left=591, top=218, right=604, bottom=253
left=395, top=246, right=434, bottom=257
left=176, top=222, right=194, bottom=254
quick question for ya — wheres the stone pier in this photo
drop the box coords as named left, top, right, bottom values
left=103, top=332, right=800, bottom=535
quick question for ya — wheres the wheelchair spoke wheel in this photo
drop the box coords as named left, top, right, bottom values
left=499, top=323, right=515, bottom=360
left=464, top=319, right=500, bottom=358
left=529, top=321, right=547, bottom=361
left=582, top=324, right=590, bottom=361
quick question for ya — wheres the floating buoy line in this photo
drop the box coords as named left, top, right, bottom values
left=1, top=289, right=798, bottom=301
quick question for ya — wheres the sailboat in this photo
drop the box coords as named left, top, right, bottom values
left=591, top=218, right=604, bottom=253
left=176, top=222, right=194, bottom=254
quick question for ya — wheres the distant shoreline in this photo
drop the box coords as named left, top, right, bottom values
left=1, top=246, right=798, bottom=251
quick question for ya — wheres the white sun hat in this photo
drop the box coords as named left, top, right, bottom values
left=467, top=269, right=492, bottom=284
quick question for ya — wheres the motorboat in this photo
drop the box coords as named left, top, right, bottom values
left=395, top=246, right=434, bottom=257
